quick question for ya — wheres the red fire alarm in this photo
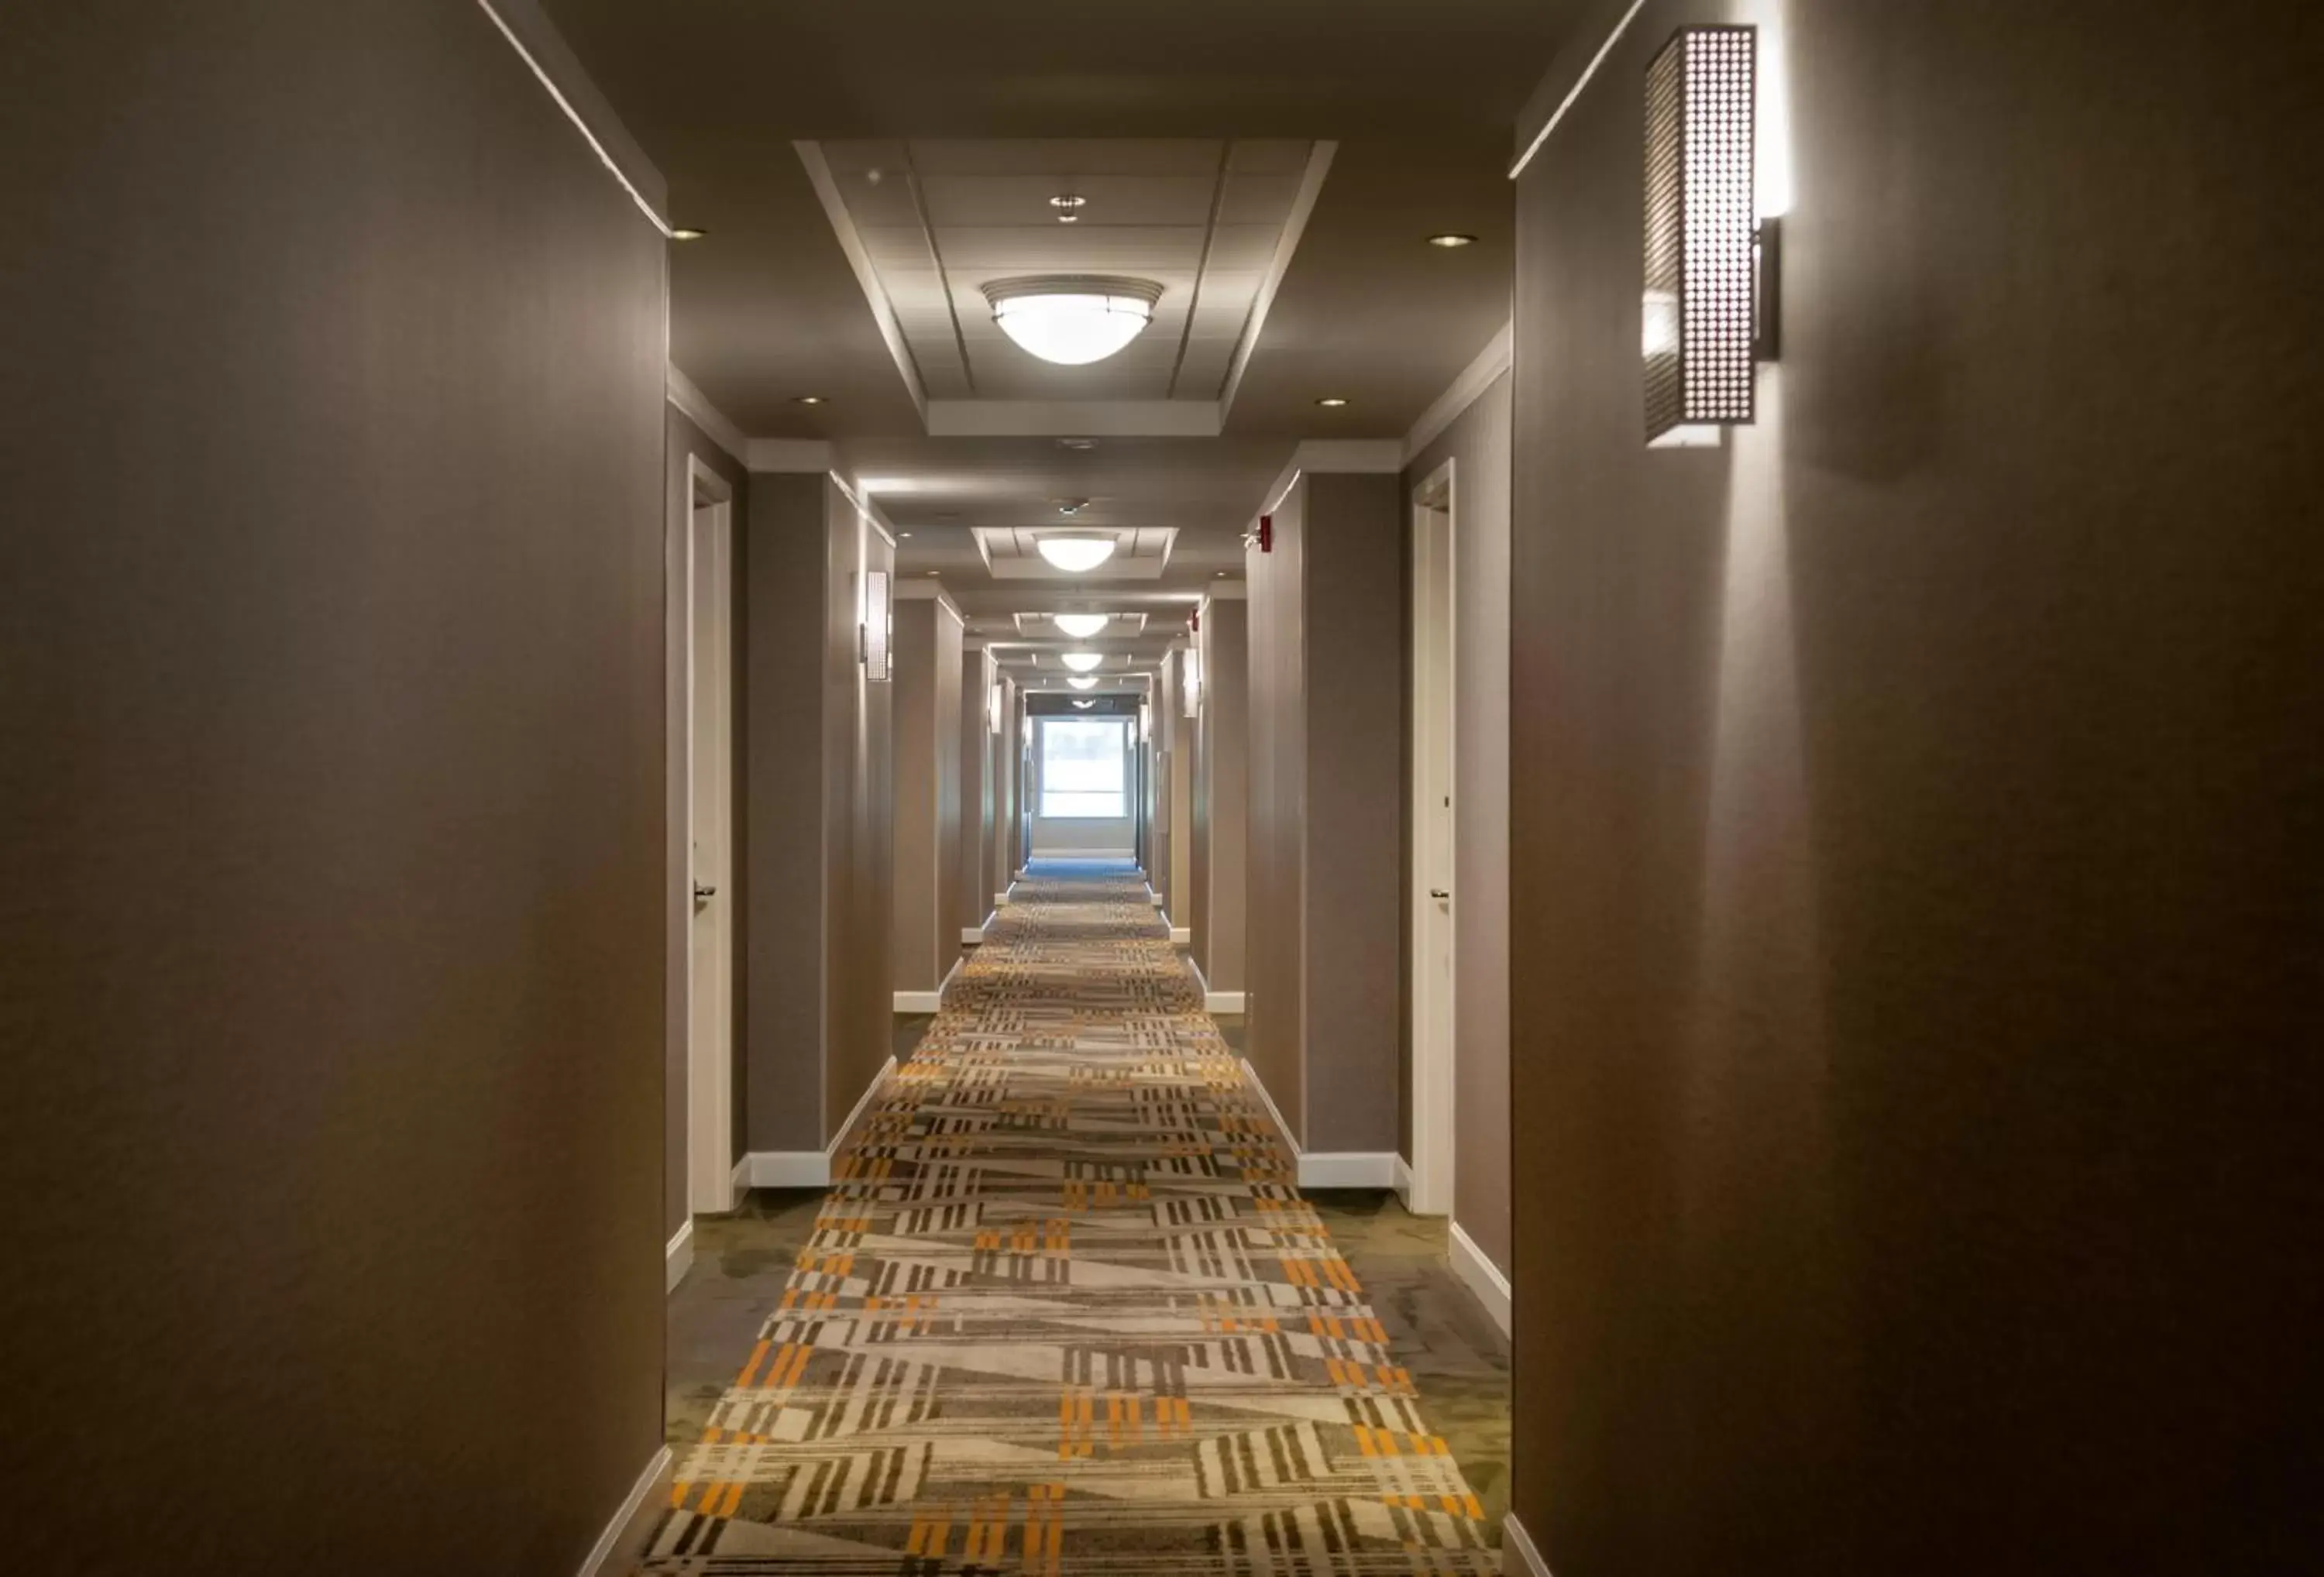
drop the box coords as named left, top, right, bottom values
left=1258, top=514, right=1274, bottom=552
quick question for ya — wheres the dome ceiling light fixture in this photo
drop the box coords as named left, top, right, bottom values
left=1054, top=613, right=1110, bottom=639
left=1061, top=651, right=1105, bottom=673
left=1067, top=676, right=1101, bottom=691
left=983, top=276, right=1164, bottom=366
left=1035, top=532, right=1118, bottom=573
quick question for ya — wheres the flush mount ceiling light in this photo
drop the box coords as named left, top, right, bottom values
left=1061, top=651, right=1105, bottom=673
left=984, top=276, right=1164, bottom=366
left=1644, top=24, right=1762, bottom=448
left=1315, top=397, right=1349, bottom=408
left=1067, top=676, right=1100, bottom=691
left=1057, top=438, right=1098, bottom=452
left=1425, top=232, right=1477, bottom=248
left=1072, top=699, right=1097, bottom=709
left=670, top=227, right=707, bottom=241
left=1054, top=613, right=1110, bottom=639
left=1035, top=532, right=1117, bottom=573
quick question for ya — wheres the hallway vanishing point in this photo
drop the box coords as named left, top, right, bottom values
left=645, top=861, right=1496, bottom=1573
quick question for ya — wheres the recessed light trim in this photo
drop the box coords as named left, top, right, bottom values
left=670, top=227, right=707, bottom=241
left=1425, top=232, right=1478, bottom=248
left=1315, top=397, right=1349, bottom=408
left=794, top=395, right=825, bottom=405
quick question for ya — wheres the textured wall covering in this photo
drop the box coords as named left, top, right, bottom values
left=1246, top=476, right=1406, bottom=1153
left=1401, top=373, right=1513, bottom=1273
left=0, top=1, right=667, bottom=1568
left=1507, top=2, right=2323, bottom=1573
left=1190, top=598, right=1250, bottom=991
left=891, top=594, right=964, bottom=992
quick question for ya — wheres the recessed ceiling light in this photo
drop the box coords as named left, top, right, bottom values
left=899, top=531, right=913, bottom=539
left=1425, top=232, right=1478, bottom=249
left=670, top=227, right=707, bottom=242
left=1057, top=500, right=1088, bottom=516
left=794, top=395, right=824, bottom=405
left=1315, top=397, right=1349, bottom=408
left=1057, top=438, right=1098, bottom=452
left=985, top=276, right=1163, bottom=366
left=1049, top=194, right=1086, bottom=210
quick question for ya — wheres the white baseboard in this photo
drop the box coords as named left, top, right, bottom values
left=1449, top=1219, right=1514, bottom=1339
left=729, top=1156, right=751, bottom=1207
left=961, top=926, right=988, bottom=946
left=994, top=890, right=1012, bottom=907
left=575, top=1445, right=672, bottom=1577
left=738, top=1056, right=896, bottom=1191
left=1299, top=1152, right=1401, bottom=1189
left=664, top=1219, right=694, bottom=1295
left=1186, top=955, right=1244, bottom=1015
left=894, top=953, right=964, bottom=1014
left=1238, top=1056, right=1299, bottom=1158
left=743, top=1149, right=830, bottom=1189
left=1502, top=1512, right=1551, bottom=1577
left=1170, top=926, right=1191, bottom=946
left=1393, top=1153, right=1415, bottom=1208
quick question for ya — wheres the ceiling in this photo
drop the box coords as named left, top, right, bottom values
left=541, top=0, right=1585, bottom=675
left=809, top=138, right=1325, bottom=407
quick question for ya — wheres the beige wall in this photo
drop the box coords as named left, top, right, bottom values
left=822, top=483, right=896, bottom=1136
left=0, top=1, right=666, bottom=1567
left=1402, top=372, right=1513, bottom=1272
left=890, top=593, right=964, bottom=993
left=1245, top=475, right=1405, bottom=1153
left=742, top=472, right=830, bottom=1152
left=990, top=675, right=1019, bottom=902
left=959, top=644, right=995, bottom=936
left=1505, top=1, right=2321, bottom=1570
left=1167, top=650, right=1196, bottom=926
left=1191, top=596, right=1249, bottom=991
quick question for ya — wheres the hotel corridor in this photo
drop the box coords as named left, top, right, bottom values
left=647, top=861, right=1497, bottom=1573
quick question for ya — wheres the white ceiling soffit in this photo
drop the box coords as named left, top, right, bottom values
left=798, top=138, right=1335, bottom=438
left=972, top=526, right=1179, bottom=581
left=1012, top=613, right=1152, bottom=636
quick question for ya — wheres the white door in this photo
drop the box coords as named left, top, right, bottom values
left=1409, top=465, right=1457, bottom=1215
left=686, top=466, right=734, bottom=1215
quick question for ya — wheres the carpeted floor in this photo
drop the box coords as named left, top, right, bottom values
left=641, top=860, right=1498, bottom=1574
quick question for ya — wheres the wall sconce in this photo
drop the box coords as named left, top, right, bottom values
left=1643, top=24, right=1768, bottom=448
left=1181, top=647, right=1201, bottom=719
left=861, top=569, right=892, bottom=682
left=988, top=679, right=1005, bottom=734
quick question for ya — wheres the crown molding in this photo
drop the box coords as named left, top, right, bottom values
left=472, top=0, right=667, bottom=231
left=1403, top=322, right=1513, bottom=466
left=1510, top=0, right=1652, bottom=180
left=665, top=363, right=746, bottom=464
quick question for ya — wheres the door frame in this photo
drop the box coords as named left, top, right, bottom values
left=682, top=453, right=735, bottom=1218
left=1408, top=458, right=1458, bottom=1217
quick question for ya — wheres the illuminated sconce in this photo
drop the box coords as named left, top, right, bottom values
left=861, top=569, right=892, bottom=682
left=1181, top=647, right=1201, bottom=719
left=1643, top=24, right=1767, bottom=448
left=988, top=680, right=1005, bottom=734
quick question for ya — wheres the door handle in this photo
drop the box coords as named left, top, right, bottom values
left=693, top=882, right=718, bottom=902
left=1429, top=888, right=1450, bottom=900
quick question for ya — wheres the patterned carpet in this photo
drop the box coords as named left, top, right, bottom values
left=640, top=859, right=1497, bottom=1574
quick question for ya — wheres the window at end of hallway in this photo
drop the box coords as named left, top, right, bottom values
left=1038, top=717, right=1129, bottom=819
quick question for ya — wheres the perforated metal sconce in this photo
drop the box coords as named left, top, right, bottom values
left=861, top=569, right=892, bottom=682
left=1644, top=24, right=1761, bottom=448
